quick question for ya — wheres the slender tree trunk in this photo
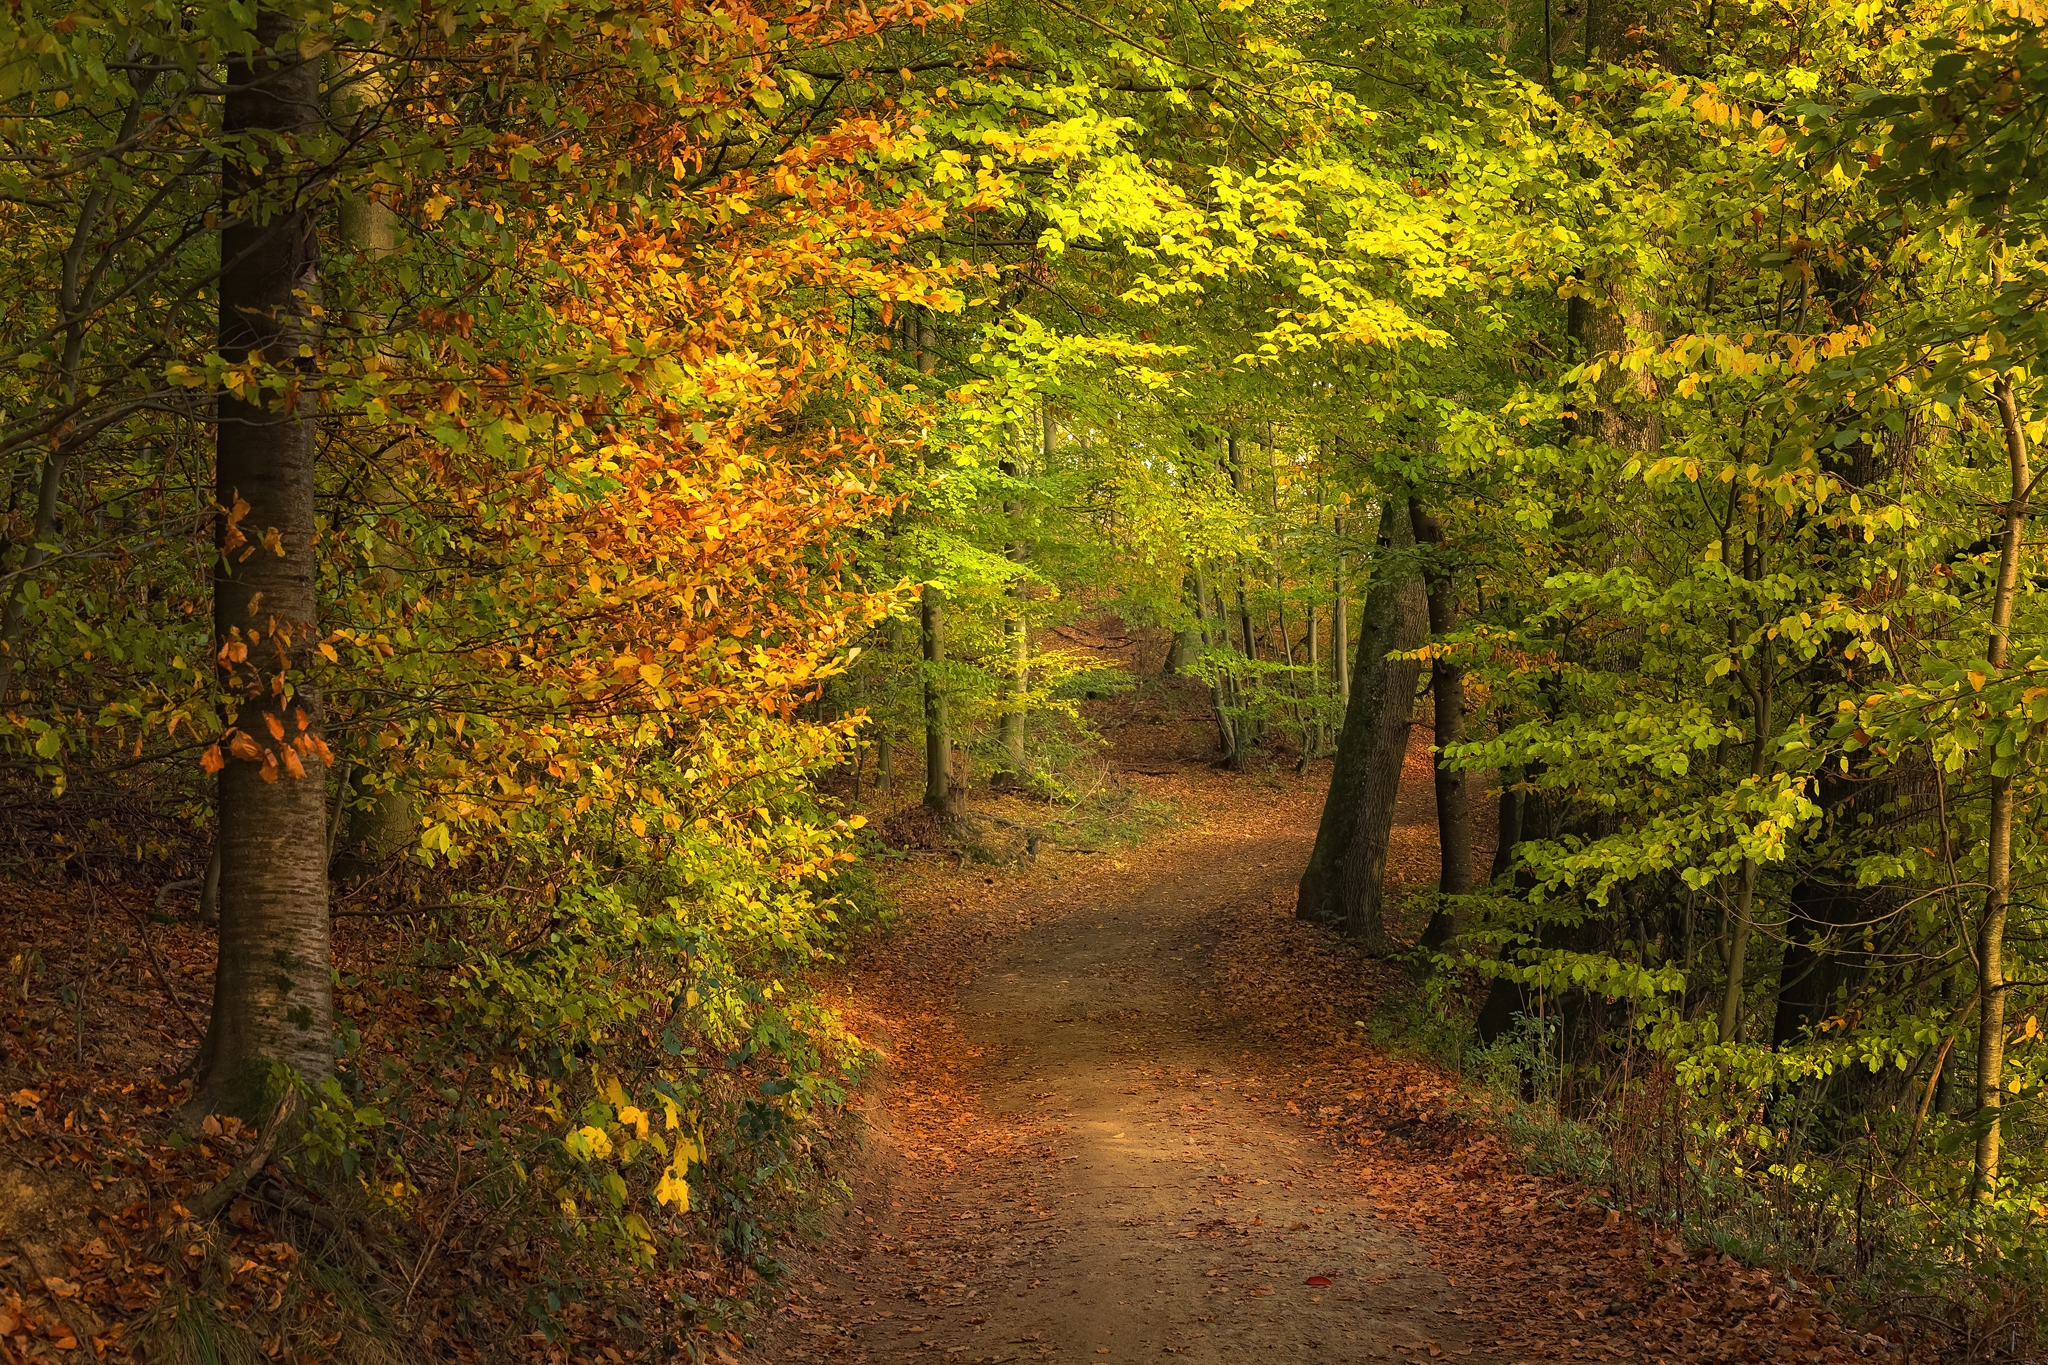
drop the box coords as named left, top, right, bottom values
left=335, top=99, right=414, bottom=871
left=1003, top=608, right=1027, bottom=769
left=1718, top=514, right=1775, bottom=1045
left=0, top=74, right=158, bottom=667
left=1296, top=499, right=1427, bottom=951
left=876, top=616, right=902, bottom=797
left=1000, top=413, right=1042, bottom=771
left=194, top=8, right=332, bottom=1122
left=1717, top=713, right=1770, bottom=1043
left=1236, top=574, right=1257, bottom=662
left=1269, top=436, right=1311, bottom=761
left=1410, top=501, right=1470, bottom=950
left=1308, top=609, right=1326, bottom=758
left=1475, top=759, right=1554, bottom=1044
left=1975, top=371, right=2032, bottom=1199
left=1192, top=567, right=1237, bottom=764
left=1275, top=592, right=1312, bottom=761
left=1719, top=860, right=1760, bottom=1044
left=1333, top=514, right=1349, bottom=706
left=922, top=583, right=953, bottom=819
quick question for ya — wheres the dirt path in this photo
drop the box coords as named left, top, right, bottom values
left=746, top=680, right=1897, bottom=1365
left=752, top=714, right=1499, bottom=1363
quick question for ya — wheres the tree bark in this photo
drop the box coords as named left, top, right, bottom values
left=922, top=583, right=953, bottom=818
left=1717, top=638, right=1772, bottom=1045
left=194, top=7, right=333, bottom=1122
left=1333, top=513, right=1349, bottom=706
left=1000, top=411, right=1045, bottom=771
left=1975, top=370, right=2031, bottom=1199
left=1296, top=499, right=1427, bottom=952
left=1475, top=760, right=1555, bottom=1045
left=1192, top=567, right=1238, bottom=765
left=1410, top=501, right=1470, bottom=950
left=1770, top=867, right=1866, bottom=1049
left=1717, top=504, right=1776, bottom=1045
left=335, top=98, right=414, bottom=873
left=1491, top=769, right=1524, bottom=881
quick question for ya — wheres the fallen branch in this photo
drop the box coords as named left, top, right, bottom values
left=187, top=1092, right=297, bottom=1223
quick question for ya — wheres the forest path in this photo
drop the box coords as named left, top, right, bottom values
left=750, top=705, right=1500, bottom=1363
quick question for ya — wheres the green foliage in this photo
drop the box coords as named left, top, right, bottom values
left=20, top=0, right=2048, bottom=1348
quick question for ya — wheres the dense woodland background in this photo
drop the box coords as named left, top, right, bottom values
left=4, top=0, right=2048, bottom=1357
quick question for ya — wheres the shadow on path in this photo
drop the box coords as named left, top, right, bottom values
left=752, top=770, right=1496, bottom=1364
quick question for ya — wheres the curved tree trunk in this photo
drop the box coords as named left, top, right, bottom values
left=194, top=6, right=333, bottom=1122
left=1296, top=498, right=1426, bottom=953
left=1974, top=371, right=2031, bottom=1198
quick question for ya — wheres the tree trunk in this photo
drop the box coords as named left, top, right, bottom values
left=1192, top=567, right=1237, bottom=765
left=0, top=75, right=158, bottom=667
left=1771, top=868, right=1866, bottom=1049
left=1333, top=513, right=1349, bottom=706
left=1718, top=518, right=1775, bottom=1046
left=1975, top=370, right=2031, bottom=1199
left=1003, top=611, right=1027, bottom=770
left=1475, top=761, right=1554, bottom=1045
left=1410, top=501, right=1470, bottom=950
left=1000, top=412, right=1044, bottom=771
left=194, top=7, right=333, bottom=1122
left=335, top=130, right=414, bottom=873
left=922, top=583, right=953, bottom=819
left=1491, top=769, right=1524, bottom=881
left=1296, top=499, right=1427, bottom=952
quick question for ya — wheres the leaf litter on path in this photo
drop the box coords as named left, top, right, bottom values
left=752, top=699, right=1915, bottom=1364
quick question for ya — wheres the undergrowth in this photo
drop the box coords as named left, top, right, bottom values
left=1363, top=972, right=2048, bottom=1362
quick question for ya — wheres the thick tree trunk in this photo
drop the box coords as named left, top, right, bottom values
left=1164, top=625, right=1195, bottom=676
left=1410, top=501, right=1470, bottom=951
left=1491, top=770, right=1524, bottom=881
left=1296, top=499, right=1426, bottom=952
left=922, top=583, right=954, bottom=819
left=194, top=7, right=333, bottom=1122
left=1770, top=869, right=1866, bottom=1049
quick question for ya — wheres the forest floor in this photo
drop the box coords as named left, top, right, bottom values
left=747, top=681, right=1902, bottom=1365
